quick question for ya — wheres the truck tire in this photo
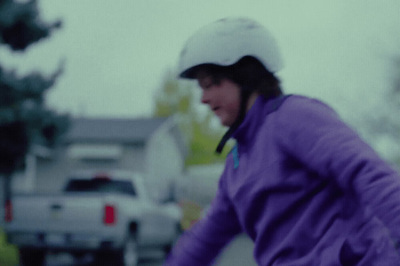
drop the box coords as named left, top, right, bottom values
left=118, top=233, right=139, bottom=266
left=96, top=234, right=139, bottom=266
left=19, top=248, right=46, bottom=266
left=163, top=223, right=182, bottom=255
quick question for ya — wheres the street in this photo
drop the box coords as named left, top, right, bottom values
left=45, top=249, right=166, bottom=266
left=44, top=234, right=256, bottom=266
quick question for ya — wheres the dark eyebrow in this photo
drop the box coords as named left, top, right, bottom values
left=198, top=76, right=213, bottom=88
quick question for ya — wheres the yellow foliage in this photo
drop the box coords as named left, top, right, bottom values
left=0, top=229, right=18, bottom=266
left=179, top=200, right=203, bottom=231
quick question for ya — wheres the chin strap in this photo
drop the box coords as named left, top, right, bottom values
left=215, top=124, right=236, bottom=154
left=215, top=87, right=251, bottom=154
left=215, top=94, right=291, bottom=154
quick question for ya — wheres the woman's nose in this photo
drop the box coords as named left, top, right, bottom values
left=201, top=90, right=210, bottom=104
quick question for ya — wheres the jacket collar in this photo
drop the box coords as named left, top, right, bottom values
left=232, top=95, right=266, bottom=147
left=232, top=95, right=288, bottom=149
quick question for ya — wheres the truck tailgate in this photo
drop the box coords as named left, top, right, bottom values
left=10, top=193, right=107, bottom=233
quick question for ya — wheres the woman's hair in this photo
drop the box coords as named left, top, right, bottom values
left=200, top=56, right=283, bottom=99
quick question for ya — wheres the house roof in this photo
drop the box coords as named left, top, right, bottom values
left=63, top=117, right=168, bottom=144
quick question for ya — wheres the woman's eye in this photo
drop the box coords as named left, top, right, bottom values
left=203, top=82, right=213, bottom=89
left=199, top=78, right=213, bottom=89
left=198, top=75, right=220, bottom=90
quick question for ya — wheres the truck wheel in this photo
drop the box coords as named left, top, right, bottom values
left=164, top=223, right=182, bottom=255
left=95, top=234, right=138, bottom=266
left=120, top=233, right=139, bottom=266
left=19, top=248, right=46, bottom=266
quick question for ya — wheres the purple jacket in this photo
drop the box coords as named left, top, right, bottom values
left=166, top=95, right=400, bottom=265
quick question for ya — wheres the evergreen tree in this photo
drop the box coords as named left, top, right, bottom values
left=0, top=0, right=69, bottom=202
left=363, top=56, right=400, bottom=167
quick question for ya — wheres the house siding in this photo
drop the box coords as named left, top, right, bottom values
left=35, top=143, right=146, bottom=192
left=146, top=128, right=185, bottom=201
left=5, top=117, right=187, bottom=199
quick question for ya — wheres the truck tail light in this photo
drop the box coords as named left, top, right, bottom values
left=103, top=204, right=117, bottom=225
left=5, top=200, right=12, bottom=223
left=94, top=172, right=111, bottom=181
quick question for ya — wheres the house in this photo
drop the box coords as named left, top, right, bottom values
left=175, top=163, right=223, bottom=206
left=12, top=115, right=188, bottom=201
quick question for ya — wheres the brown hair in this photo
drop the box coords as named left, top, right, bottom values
left=199, top=56, right=283, bottom=99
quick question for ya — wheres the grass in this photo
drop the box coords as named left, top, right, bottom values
left=0, top=228, right=18, bottom=266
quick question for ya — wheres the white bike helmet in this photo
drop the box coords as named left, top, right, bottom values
left=178, top=17, right=283, bottom=79
left=178, top=17, right=284, bottom=153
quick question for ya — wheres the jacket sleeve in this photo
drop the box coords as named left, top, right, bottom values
left=275, top=96, right=400, bottom=239
left=164, top=169, right=242, bottom=266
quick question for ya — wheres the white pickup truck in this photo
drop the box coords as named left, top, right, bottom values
left=4, top=169, right=182, bottom=266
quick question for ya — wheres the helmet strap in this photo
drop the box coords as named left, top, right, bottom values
left=215, top=87, right=252, bottom=154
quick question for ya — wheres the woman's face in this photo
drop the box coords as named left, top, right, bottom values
left=196, top=72, right=241, bottom=127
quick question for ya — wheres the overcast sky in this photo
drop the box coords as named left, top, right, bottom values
left=1, top=0, right=399, bottom=124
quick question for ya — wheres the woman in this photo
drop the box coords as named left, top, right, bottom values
left=165, top=17, right=400, bottom=265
